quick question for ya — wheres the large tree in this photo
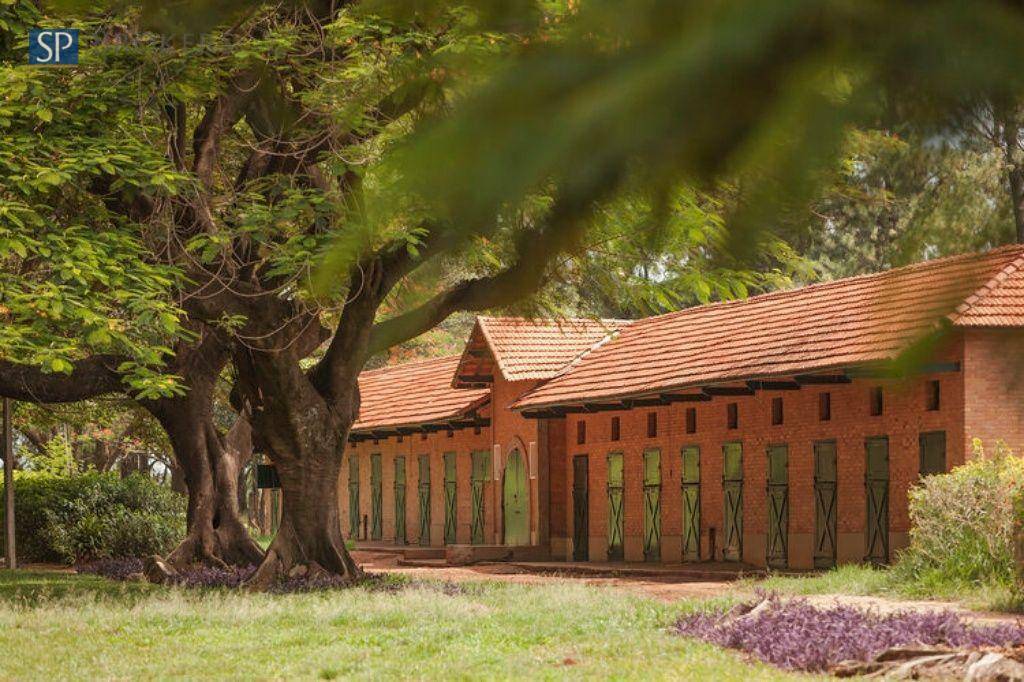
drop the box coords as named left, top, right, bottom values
left=3, top=0, right=1024, bottom=587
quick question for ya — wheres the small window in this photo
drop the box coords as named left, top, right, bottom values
left=685, top=407, right=697, bottom=434
left=446, top=429, right=454, bottom=439
left=610, top=416, right=621, bottom=442
left=421, top=432, right=428, bottom=441
left=727, top=402, right=738, bottom=430
left=771, top=397, right=784, bottom=425
left=819, top=392, right=832, bottom=422
left=373, top=438, right=380, bottom=445
left=397, top=435, right=404, bottom=443
left=919, top=431, right=946, bottom=477
left=577, top=420, right=587, bottom=445
left=870, top=386, right=883, bottom=416
left=474, top=425, right=481, bottom=435
left=647, top=412, right=658, bottom=438
left=926, top=380, right=940, bottom=411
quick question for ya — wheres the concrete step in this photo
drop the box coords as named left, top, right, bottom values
left=402, top=547, right=446, bottom=560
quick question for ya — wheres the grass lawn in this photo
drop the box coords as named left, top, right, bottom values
left=0, top=570, right=806, bottom=680
left=745, top=564, right=1022, bottom=613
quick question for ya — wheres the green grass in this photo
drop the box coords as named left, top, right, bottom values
left=744, top=564, right=1023, bottom=613
left=0, top=570, right=807, bottom=680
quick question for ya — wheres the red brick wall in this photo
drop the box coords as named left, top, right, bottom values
left=339, top=425, right=492, bottom=546
left=489, top=375, right=543, bottom=544
left=555, top=359, right=966, bottom=568
left=963, top=328, right=1024, bottom=457
left=546, top=417, right=568, bottom=555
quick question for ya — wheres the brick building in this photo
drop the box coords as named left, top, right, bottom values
left=339, top=246, right=1024, bottom=568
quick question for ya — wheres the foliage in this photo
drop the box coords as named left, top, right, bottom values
left=4, top=471, right=184, bottom=563
left=893, top=440, right=1024, bottom=591
left=673, top=596, right=1024, bottom=673
left=14, top=400, right=171, bottom=476
left=0, top=1, right=188, bottom=397
left=0, top=571, right=794, bottom=679
left=792, top=128, right=1016, bottom=279
left=22, top=432, right=78, bottom=476
left=382, top=0, right=1024, bottom=271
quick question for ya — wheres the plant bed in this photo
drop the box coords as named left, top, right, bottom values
left=75, top=556, right=466, bottom=595
left=673, top=595, right=1024, bottom=676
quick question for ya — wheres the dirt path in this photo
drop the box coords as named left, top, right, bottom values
left=352, top=551, right=1022, bottom=625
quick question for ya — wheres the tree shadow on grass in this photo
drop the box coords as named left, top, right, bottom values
left=0, top=570, right=159, bottom=606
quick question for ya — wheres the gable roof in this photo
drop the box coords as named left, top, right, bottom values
left=353, top=355, right=489, bottom=433
left=453, top=316, right=629, bottom=387
left=951, top=249, right=1024, bottom=326
left=514, top=245, right=1024, bottom=411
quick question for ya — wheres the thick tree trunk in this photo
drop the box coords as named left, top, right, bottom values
left=146, top=400, right=264, bottom=569
left=235, top=337, right=362, bottom=588
left=248, top=452, right=360, bottom=588
left=142, top=336, right=264, bottom=569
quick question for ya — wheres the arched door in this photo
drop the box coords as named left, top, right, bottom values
left=503, top=449, right=530, bottom=545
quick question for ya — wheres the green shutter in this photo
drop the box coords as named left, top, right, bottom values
left=606, top=452, right=624, bottom=560
left=471, top=450, right=490, bottom=544
left=813, top=441, right=837, bottom=568
left=681, top=446, right=700, bottom=561
left=418, top=454, right=431, bottom=545
left=394, top=456, right=407, bottom=545
left=642, top=448, right=661, bottom=561
left=865, top=436, right=889, bottom=564
left=443, top=452, right=457, bottom=544
left=348, top=454, right=360, bottom=539
left=370, top=454, right=383, bottom=541
left=766, top=444, right=788, bottom=568
left=919, top=431, right=946, bottom=477
left=722, top=442, right=743, bottom=561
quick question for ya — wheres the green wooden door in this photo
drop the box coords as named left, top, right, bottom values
left=503, top=449, right=530, bottom=545
left=418, top=454, right=431, bottom=545
left=607, top=452, right=625, bottom=559
left=394, top=456, right=407, bottom=545
left=813, top=441, right=837, bottom=568
left=865, top=437, right=889, bottom=564
left=722, top=442, right=743, bottom=562
left=766, top=444, right=789, bottom=568
left=572, top=455, right=589, bottom=561
left=370, top=454, right=383, bottom=540
left=443, top=452, right=457, bottom=544
left=681, top=446, right=700, bottom=561
left=347, top=455, right=360, bottom=539
left=643, top=449, right=661, bottom=561
left=471, top=450, right=490, bottom=544
left=919, top=431, right=946, bottom=477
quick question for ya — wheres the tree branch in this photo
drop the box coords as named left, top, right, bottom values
left=365, top=187, right=608, bottom=356
left=0, top=356, right=124, bottom=403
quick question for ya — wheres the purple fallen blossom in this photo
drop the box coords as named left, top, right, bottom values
left=672, top=596, right=1024, bottom=672
left=176, top=564, right=257, bottom=589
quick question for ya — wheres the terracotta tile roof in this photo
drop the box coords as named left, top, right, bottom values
left=453, top=316, right=630, bottom=387
left=951, top=250, right=1024, bottom=326
left=353, top=355, right=488, bottom=432
left=514, top=245, right=1024, bottom=410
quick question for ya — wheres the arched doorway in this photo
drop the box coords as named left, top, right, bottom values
left=503, top=448, right=530, bottom=545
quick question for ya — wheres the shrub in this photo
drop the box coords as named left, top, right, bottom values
left=3, top=471, right=185, bottom=564
left=893, top=440, right=1024, bottom=591
left=673, top=596, right=1024, bottom=672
